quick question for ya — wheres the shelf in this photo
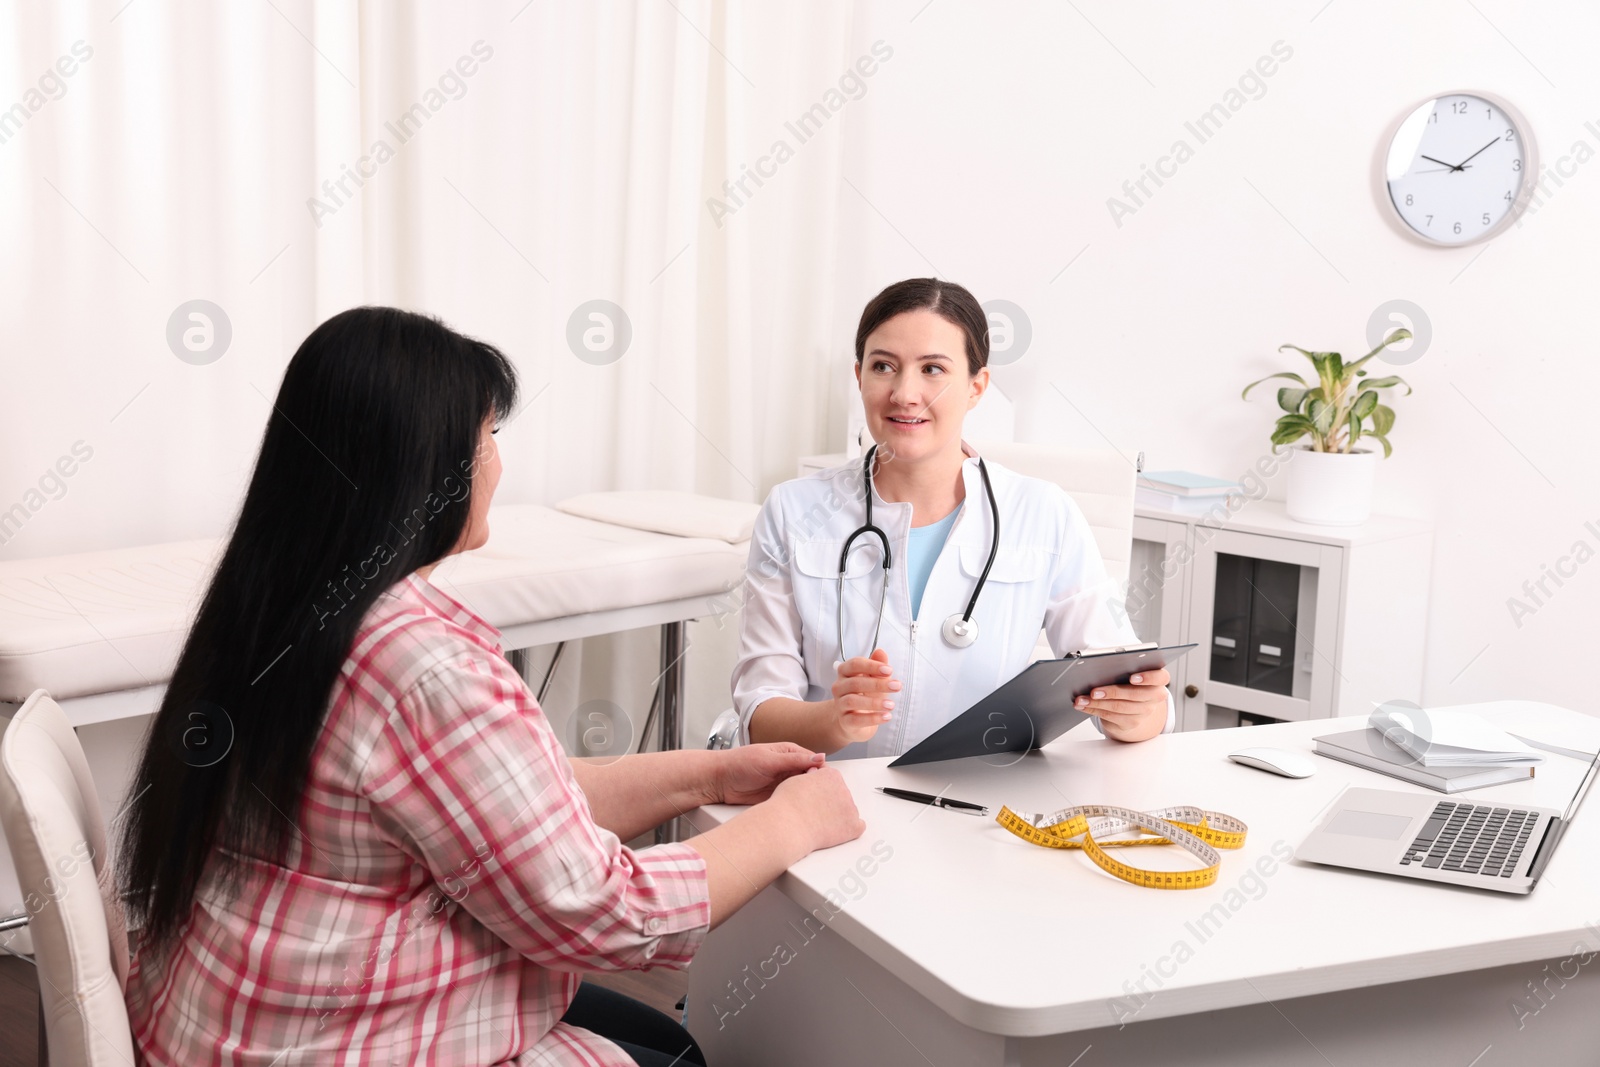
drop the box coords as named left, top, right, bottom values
left=1134, top=499, right=1433, bottom=549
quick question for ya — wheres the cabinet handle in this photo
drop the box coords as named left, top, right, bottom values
left=1185, top=684, right=1199, bottom=698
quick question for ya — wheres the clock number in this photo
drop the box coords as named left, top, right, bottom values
left=1453, top=221, right=1462, bottom=234
left=1429, top=111, right=1438, bottom=123
left=1482, top=212, right=1491, bottom=226
left=1506, top=128, right=1515, bottom=141
left=1425, top=215, right=1433, bottom=226
left=1452, top=100, right=1469, bottom=114
left=1405, top=194, right=1413, bottom=206
left=1504, top=191, right=1513, bottom=202
left=1486, top=106, right=1492, bottom=119
left=1512, top=158, right=1522, bottom=171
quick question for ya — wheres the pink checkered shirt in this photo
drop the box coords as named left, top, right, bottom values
left=126, top=573, right=710, bottom=1065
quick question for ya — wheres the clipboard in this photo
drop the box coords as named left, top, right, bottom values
left=886, top=642, right=1197, bottom=768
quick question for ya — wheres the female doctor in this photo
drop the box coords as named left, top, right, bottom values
left=731, top=278, right=1173, bottom=758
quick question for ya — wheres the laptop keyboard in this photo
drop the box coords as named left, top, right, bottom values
left=1397, top=801, right=1540, bottom=878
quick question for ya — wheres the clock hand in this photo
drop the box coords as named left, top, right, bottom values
left=1416, top=165, right=1470, bottom=173
left=1454, top=137, right=1502, bottom=169
left=1420, top=154, right=1466, bottom=172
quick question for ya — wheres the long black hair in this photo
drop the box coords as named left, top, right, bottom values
left=118, top=306, right=518, bottom=953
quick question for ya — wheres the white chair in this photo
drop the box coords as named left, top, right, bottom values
left=0, top=689, right=135, bottom=1066
left=966, top=440, right=1137, bottom=586
left=968, top=441, right=1137, bottom=663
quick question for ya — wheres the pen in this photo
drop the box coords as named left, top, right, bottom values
left=875, top=786, right=990, bottom=816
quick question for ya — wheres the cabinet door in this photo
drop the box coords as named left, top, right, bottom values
left=1183, top=528, right=1343, bottom=726
left=1127, top=516, right=1192, bottom=722
left=1128, top=516, right=1189, bottom=643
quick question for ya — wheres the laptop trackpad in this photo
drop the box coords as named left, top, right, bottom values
left=1325, top=809, right=1412, bottom=840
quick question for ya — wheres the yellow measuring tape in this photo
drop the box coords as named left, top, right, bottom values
left=996, top=804, right=1249, bottom=890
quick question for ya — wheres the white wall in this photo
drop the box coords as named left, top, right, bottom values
left=825, top=0, right=1600, bottom=718
left=0, top=0, right=859, bottom=757
left=2, top=0, right=1596, bottom=730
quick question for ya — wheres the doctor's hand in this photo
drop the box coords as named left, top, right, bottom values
left=827, top=648, right=901, bottom=747
left=714, top=743, right=826, bottom=806
left=1075, top=667, right=1170, bottom=743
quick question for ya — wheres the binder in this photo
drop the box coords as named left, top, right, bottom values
left=1245, top=559, right=1298, bottom=696
left=1209, top=553, right=1251, bottom=687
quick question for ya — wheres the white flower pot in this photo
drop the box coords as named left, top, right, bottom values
left=1284, top=446, right=1376, bottom=526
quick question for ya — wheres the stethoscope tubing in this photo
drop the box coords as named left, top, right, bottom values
left=836, top=444, right=1001, bottom=657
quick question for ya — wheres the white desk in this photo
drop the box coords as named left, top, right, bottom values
left=683, top=702, right=1600, bottom=1066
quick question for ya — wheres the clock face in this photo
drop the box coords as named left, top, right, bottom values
left=1384, top=93, right=1531, bottom=246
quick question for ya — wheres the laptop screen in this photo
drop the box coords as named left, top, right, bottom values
left=1562, top=745, right=1600, bottom=822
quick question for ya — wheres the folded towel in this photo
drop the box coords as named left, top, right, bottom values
left=555, top=490, right=760, bottom=544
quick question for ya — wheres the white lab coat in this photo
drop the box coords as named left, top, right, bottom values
left=731, top=447, right=1175, bottom=758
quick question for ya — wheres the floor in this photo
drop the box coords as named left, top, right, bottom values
left=0, top=955, right=38, bottom=1067
left=0, top=954, right=687, bottom=1067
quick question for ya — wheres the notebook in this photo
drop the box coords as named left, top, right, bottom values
left=1369, top=705, right=1545, bottom=767
left=1314, top=728, right=1535, bottom=793
left=1134, top=487, right=1231, bottom=516
left=1136, top=471, right=1244, bottom=497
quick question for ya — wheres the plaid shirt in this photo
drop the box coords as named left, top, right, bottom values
left=127, top=573, right=710, bottom=1066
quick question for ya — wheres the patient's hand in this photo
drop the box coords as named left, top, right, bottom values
left=827, top=648, right=900, bottom=747
left=714, top=743, right=825, bottom=805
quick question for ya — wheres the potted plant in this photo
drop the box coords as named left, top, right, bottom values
left=1242, top=328, right=1413, bottom=526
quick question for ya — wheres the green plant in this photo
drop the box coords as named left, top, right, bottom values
left=1242, top=329, right=1413, bottom=457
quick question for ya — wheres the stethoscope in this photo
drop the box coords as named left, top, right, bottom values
left=837, top=445, right=1001, bottom=657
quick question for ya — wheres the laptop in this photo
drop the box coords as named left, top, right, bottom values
left=1295, top=742, right=1600, bottom=894
left=887, top=642, right=1195, bottom=768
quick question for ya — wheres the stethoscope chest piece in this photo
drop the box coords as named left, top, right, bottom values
left=941, top=614, right=979, bottom=648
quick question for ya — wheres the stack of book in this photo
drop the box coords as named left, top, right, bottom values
left=1135, top=470, right=1245, bottom=516
left=1314, top=707, right=1545, bottom=793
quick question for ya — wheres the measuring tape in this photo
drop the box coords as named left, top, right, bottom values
left=996, top=804, right=1248, bottom=889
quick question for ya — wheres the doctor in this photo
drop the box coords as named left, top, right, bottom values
left=731, top=278, right=1173, bottom=758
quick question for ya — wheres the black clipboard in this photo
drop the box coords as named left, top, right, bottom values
left=886, top=642, right=1197, bottom=768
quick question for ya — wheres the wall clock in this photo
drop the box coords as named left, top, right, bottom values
left=1379, top=91, right=1537, bottom=246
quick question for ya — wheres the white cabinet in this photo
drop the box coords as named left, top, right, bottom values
left=1128, top=501, right=1433, bottom=730
left=797, top=454, right=1433, bottom=732
left=1125, top=515, right=1190, bottom=656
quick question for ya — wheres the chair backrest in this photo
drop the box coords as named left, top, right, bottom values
left=0, top=689, right=135, bottom=1066
left=969, top=442, right=1138, bottom=663
left=969, top=440, right=1137, bottom=585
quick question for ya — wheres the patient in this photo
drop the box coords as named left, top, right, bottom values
left=117, top=306, right=863, bottom=1066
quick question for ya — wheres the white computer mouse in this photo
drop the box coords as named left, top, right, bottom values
left=1227, top=747, right=1317, bottom=779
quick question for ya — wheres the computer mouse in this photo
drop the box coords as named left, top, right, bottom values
left=1228, top=747, right=1317, bottom=779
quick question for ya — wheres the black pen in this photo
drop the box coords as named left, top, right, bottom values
left=875, top=787, right=990, bottom=816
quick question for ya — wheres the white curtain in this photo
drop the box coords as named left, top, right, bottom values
left=1, top=1, right=862, bottom=750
